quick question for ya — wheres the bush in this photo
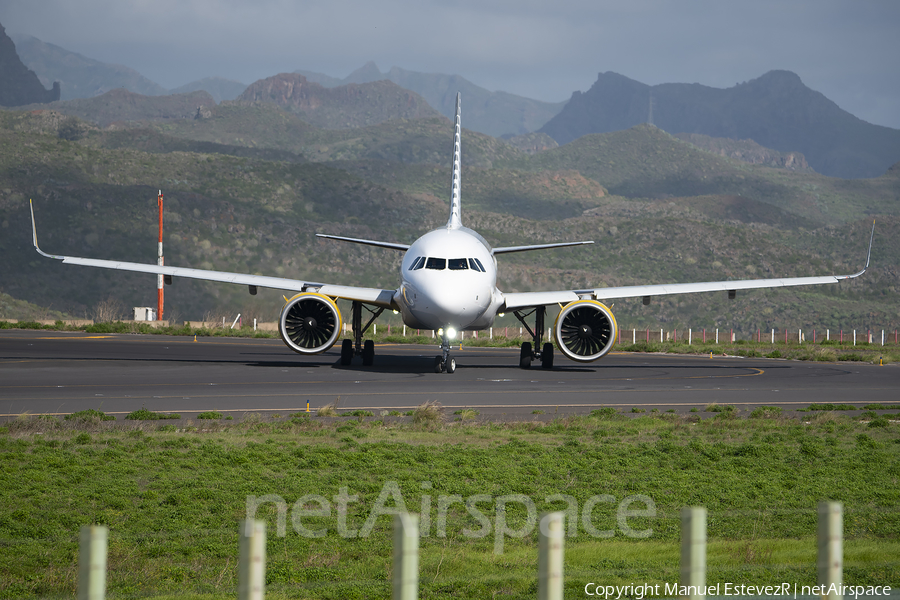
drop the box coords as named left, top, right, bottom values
left=413, top=401, right=443, bottom=425
left=196, top=411, right=223, bottom=420
left=126, top=407, right=180, bottom=420
left=65, top=409, right=115, bottom=422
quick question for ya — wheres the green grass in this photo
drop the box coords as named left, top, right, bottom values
left=1, top=411, right=897, bottom=598
left=196, top=411, right=224, bottom=420
left=125, top=407, right=181, bottom=420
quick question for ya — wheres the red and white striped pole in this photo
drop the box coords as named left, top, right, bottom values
left=157, top=190, right=164, bottom=321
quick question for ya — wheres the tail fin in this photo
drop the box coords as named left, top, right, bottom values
left=447, top=93, right=462, bottom=229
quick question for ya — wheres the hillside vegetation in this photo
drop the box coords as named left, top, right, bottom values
left=1, top=103, right=898, bottom=332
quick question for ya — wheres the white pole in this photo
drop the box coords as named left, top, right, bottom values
left=490, top=327, right=493, bottom=340
left=374, top=324, right=377, bottom=335
left=393, top=513, right=419, bottom=600
left=882, top=330, right=885, bottom=346
left=231, top=313, right=241, bottom=330
left=715, top=328, right=718, bottom=344
left=771, top=328, right=774, bottom=344
left=827, top=329, right=830, bottom=341
left=238, top=520, right=266, bottom=600
left=78, top=525, right=107, bottom=600
left=689, top=328, right=692, bottom=345
left=538, top=512, right=564, bottom=600
left=633, top=328, right=636, bottom=344
left=681, top=507, right=707, bottom=600
left=253, top=318, right=257, bottom=331
left=660, top=328, right=663, bottom=343
left=403, top=325, right=406, bottom=337
left=799, top=328, right=802, bottom=345
left=817, top=502, right=843, bottom=600
left=854, top=330, right=856, bottom=346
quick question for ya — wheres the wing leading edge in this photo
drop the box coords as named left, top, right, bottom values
left=30, top=201, right=398, bottom=309
left=503, top=220, right=875, bottom=311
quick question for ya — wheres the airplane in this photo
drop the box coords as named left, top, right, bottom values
left=30, top=94, right=875, bottom=373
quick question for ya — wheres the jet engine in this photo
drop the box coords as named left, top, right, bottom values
left=553, top=299, right=618, bottom=362
left=279, top=293, right=342, bottom=354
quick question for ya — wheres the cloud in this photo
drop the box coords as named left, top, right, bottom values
left=1, top=0, right=898, bottom=127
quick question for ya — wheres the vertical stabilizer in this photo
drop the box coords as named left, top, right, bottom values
left=447, top=93, right=462, bottom=229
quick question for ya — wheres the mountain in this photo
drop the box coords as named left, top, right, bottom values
left=539, top=70, right=900, bottom=179
left=296, top=62, right=566, bottom=138
left=10, top=32, right=166, bottom=100
left=17, top=88, right=215, bottom=127
left=673, top=133, right=812, bottom=172
left=168, top=77, right=247, bottom=103
left=232, top=73, right=441, bottom=129
left=0, top=24, right=59, bottom=106
left=2, top=106, right=898, bottom=329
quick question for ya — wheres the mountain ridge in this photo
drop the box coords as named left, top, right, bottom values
left=539, top=70, right=900, bottom=179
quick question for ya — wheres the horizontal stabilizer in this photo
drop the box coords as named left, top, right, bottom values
left=315, top=234, right=409, bottom=251
left=493, top=241, right=594, bottom=255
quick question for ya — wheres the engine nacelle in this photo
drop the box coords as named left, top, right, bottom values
left=553, top=299, right=618, bottom=362
left=279, top=293, right=342, bottom=354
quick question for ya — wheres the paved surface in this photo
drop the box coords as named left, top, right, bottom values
left=1, top=330, right=897, bottom=420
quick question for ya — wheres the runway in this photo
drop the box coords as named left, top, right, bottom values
left=1, top=329, right=897, bottom=420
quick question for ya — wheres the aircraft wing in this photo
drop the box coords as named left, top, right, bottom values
left=502, top=221, right=875, bottom=311
left=30, top=201, right=398, bottom=309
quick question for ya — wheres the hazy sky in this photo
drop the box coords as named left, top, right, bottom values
left=2, top=0, right=898, bottom=128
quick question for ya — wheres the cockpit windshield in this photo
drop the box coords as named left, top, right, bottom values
left=425, top=257, right=446, bottom=270
left=411, top=256, right=486, bottom=272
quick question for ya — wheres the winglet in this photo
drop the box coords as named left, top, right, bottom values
left=841, top=219, right=875, bottom=280
left=447, top=92, right=462, bottom=230
left=29, top=200, right=56, bottom=259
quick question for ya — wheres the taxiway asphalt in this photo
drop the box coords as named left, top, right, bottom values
left=1, top=329, right=897, bottom=420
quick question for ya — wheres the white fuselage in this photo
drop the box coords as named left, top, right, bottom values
left=393, top=226, right=504, bottom=331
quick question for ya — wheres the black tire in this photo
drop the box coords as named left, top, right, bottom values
left=362, top=340, right=375, bottom=366
left=446, top=357, right=456, bottom=373
left=340, top=339, right=353, bottom=366
left=434, top=356, right=444, bottom=373
left=541, top=343, right=554, bottom=370
left=519, top=341, right=532, bottom=369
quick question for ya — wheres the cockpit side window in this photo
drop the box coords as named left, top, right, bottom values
left=408, top=256, right=425, bottom=270
left=448, top=258, right=468, bottom=270
left=473, top=258, right=486, bottom=272
left=468, top=258, right=483, bottom=272
left=425, top=257, right=446, bottom=270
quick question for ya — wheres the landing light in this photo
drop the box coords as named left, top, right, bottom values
left=446, top=327, right=457, bottom=339
left=392, top=310, right=399, bottom=314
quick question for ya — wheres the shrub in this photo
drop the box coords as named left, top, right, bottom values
left=413, top=401, right=443, bottom=425
left=65, top=409, right=115, bottom=422
left=196, top=411, right=223, bottom=420
left=126, top=407, right=180, bottom=420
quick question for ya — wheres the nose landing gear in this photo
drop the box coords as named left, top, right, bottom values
left=434, top=331, right=457, bottom=373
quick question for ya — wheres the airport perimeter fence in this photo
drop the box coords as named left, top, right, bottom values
left=3, top=317, right=899, bottom=347
left=41, top=502, right=897, bottom=600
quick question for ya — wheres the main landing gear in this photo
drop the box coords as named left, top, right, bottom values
left=513, top=306, right=554, bottom=370
left=340, top=301, right=383, bottom=366
left=434, top=331, right=456, bottom=374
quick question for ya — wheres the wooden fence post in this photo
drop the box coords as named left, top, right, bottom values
left=239, top=519, right=266, bottom=600
left=393, top=513, right=419, bottom=600
left=680, top=507, right=706, bottom=600
left=538, top=512, right=564, bottom=600
left=78, top=525, right=107, bottom=600
left=818, top=502, right=842, bottom=600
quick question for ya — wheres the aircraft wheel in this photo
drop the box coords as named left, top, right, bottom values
left=519, top=342, right=532, bottom=369
left=340, top=339, right=353, bottom=366
left=541, top=343, right=554, bottom=370
left=446, top=357, right=456, bottom=374
left=362, top=340, right=375, bottom=366
left=434, top=356, right=444, bottom=373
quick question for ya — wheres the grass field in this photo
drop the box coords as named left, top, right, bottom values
left=1, top=406, right=898, bottom=599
